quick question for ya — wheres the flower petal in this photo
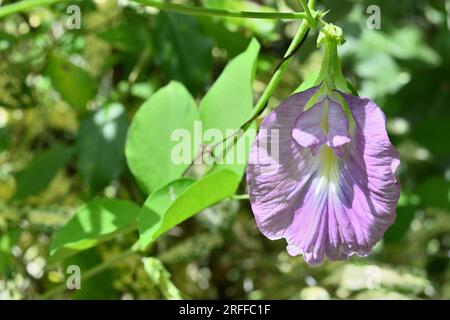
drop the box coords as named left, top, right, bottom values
left=246, top=88, right=400, bottom=266
left=247, top=87, right=320, bottom=240
left=326, top=98, right=351, bottom=148
left=292, top=101, right=326, bottom=148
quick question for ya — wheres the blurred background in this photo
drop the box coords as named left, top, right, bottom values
left=0, top=0, right=449, bottom=299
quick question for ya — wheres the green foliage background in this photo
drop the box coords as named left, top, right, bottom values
left=0, top=0, right=449, bottom=299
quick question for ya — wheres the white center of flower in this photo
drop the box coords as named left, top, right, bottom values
left=315, top=146, right=340, bottom=194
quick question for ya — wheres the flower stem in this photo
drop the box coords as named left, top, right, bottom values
left=249, top=0, right=316, bottom=122
left=134, top=0, right=307, bottom=20
left=299, top=0, right=316, bottom=27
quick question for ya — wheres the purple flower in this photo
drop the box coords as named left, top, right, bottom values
left=246, top=86, right=400, bottom=265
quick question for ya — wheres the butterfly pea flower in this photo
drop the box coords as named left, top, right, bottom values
left=246, top=24, right=400, bottom=266
left=246, top=87, right=400, bottom=265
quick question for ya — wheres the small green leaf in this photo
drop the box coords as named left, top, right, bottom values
left=153, top=12, right=213, bottom=94
left=197, top=39, right=259, bottom=179
left=138, top=178, right=195, bottom=248
left=50, top=198, right=141, bottom=263
left=138, top=169, right=240, bottom=249
left=76, top=103, right=128, bottom=191
left=125, top=81, right=199, bottom=194
left=46, top=52, right=95, bottom=109
left=199, top=38, right=260, bottom=134
left=14, top=144, right=74, bottom=199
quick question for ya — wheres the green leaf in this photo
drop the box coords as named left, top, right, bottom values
left=199, top=38, right=260, bottom=134
left=14, top=144, right=74, bottom=199
left=138, top=178, right=195, bottom=248
left=416, top=176, right=450, bottom=210
left=153, top=12, right=213, bottom=94
left=198, top=39, right=259, bottom=179
left=125, top=81, right=199, bottom=194
left=76, top=103, right=128, bottom=191
left=138, top=169, right=240, bottom=249
left=46, top=52, right=95, bottom=109
left=50, top=198, right=141, bottom=263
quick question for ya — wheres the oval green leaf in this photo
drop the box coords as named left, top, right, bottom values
left=50, top=198, right=141, bottom=263
left=46, top=52, right=95, bottom=110
left=199, top=38, right=260, bottom=134
left=138, top=169, right=240, bottom=249
left=125, top=81, right=199, bottom=194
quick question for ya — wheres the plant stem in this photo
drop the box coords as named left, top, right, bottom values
left=39, top=249, right=137, bottom=299
left=134, top=0, right=307, bottom=20
left=0, top=0, right=309, bottom=21
left=0, top=0, right=67, bottom=18
left=230, top=194, right=250, bottom=200
left=299, top=0, right=316, bottom=27
left=250, top=0, right=316, bottom=120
